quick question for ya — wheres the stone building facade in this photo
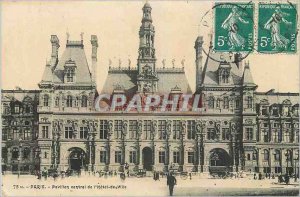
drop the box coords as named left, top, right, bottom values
left=1, top=3, right=299, bottom=175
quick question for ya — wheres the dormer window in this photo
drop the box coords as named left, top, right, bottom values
left=221, top=70, right=230, bottom=83
left=218, top=63, right=231, bottom=85
left=246, top=96, right=253, bottom=108
left=64, top=59, right=76, bottom=83
left=208, top=96, right=214, bottom=109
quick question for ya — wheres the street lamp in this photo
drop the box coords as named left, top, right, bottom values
left=294, top=155, right=299, bottom=182
left=285, top=152, right=290, bottom=175
left=18, top=138, right=23, bottom=179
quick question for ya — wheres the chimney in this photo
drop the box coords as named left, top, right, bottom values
left=50, top=35, right=60, bottom=67
left=194, top=36, right=204, bottom=89
left=91, top=35, right=98, bottom=83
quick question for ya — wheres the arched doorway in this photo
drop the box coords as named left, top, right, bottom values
left=68, top=148, right=86, bottom=171
left=142, top=147, right=152, bottom=171
left=209, top=148, right=232, bottom=174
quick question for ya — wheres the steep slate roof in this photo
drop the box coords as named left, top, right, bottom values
left=101, top=66, right=192, bottom=96
left=201, top=51, right=244, bottom=86
left=255, top=90, right=299, bottom=105
left=242, top=63, right=255, bottom=86
left=41, top=63, right=52, bottom=83
left=52, top=42, right=92, bottom=84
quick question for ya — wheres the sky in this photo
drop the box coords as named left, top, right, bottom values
left=1, top=0, right=299, bottom=93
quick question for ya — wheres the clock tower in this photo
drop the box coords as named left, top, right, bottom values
left=137, top=2, right=158, bottom=94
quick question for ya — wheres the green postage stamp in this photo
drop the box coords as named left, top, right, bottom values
left=258, top=3, right=297, bottom=53
left=214, top=3, right=254, bottom=52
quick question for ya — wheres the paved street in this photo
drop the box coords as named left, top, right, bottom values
left=2, top=174, right=299, bottom=196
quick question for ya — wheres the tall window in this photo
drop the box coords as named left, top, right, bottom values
left=274, top=130, right=282, bottom=142
left=81, top=95, right=88, bottom=107
left=245, top=128, right=253, bottom=140
left=221, top=128, right=230, bottom=140
left=42, top=126, right=49, bottom=138
left=285, top=130, right=292, bottom=142
left=129, top=151, right=137, bottom=163
left=246, top=96, right=253, bottom=108
left=114, top=120, right=123, bottom=139
left=23, top=128, right=31, bottom=140
left=23, top=147, right=30, bottom=159
left=207, top=128, right=216, bottom=140
left=272, top=106, right=279, bottom=116
left=261, top=106, right=268, bottom=116
left=188, top=152, right=194, bottom=164
left=263, top=149, right=269, bottom=161
left=2, top=129, right=7, bottom=141
left=223, top=97, right=229, bottom=109
left=187, top=120, right=196, bottom=140
left=12, top=147, right=19, bottom=159
left=173, top=151, right=180, bottom=163
left=100, top=151, right=106, bottom=163
left=129, top=120, right=137, bottom=139
left=55, top=97, right=59, bottom=107
left=66, top=95, right=73, bottom=107
left=274, top=149, right=280, bottom=161
left=13, top=129, right=19, bottom=140
left=252, top=150, right=257, bottom=160
left=65, top=126, right=73, bottom=139
left=66, top=68, right=75, bottom=82
left=115, top=151, right=122, bottom=163
left=173, top=120, right=181, bottom=139
left=158, top=120, right=166, bottom=140
left=159, top=151, right=165, bottom=163
left=143, top=120, right=152, bottom=140
left=80, top=127, right=88, bottom=139
left=14, top=105, right=20, bottom=114
left=43, top=95, right=49, bottom=107
left=263, top=130, right=270, bottom=142
left=208, top=97, right=214, bottom=109
left=100, top=120, right=108, bottom=139
left=221, top=70, right=229, bottom=83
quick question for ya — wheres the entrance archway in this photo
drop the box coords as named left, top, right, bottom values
left=142, top=147, right=152, bottom=171
left=209, top=148, right=232, bottom=174
left=68, top=148, right=86, bottom=171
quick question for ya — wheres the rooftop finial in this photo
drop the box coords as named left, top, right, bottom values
left=181, top=59, right=185, bottom=68
left=66, top=32, right=70, bottom=41
left=162, top=59, right=166, bottom=68
left=80, top=32, right=84, bottom=41
left=172, top=59, right=175, bottom=68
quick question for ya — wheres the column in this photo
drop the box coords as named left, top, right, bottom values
left=197, top=134, right=201, bottom=172
left=258, top=148, right=263, bottom=173
left=269, top=148, right=273, bottom=173
left=281, top=148, right=286, bottom=174
left=139, top=145, right=143, bottom=169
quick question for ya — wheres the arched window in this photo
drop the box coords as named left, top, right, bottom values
left=23, top=147, right=30, bottom=159
left=81, top=95, right=88, bottom=107
left=208, top=96, right=214, bottom=109
left=263, top=149, right=269, bottom=161
left=252, top=150, right=257, bottom=160
left=55, top=97, right=59, bottom=107
left=12, top=147, right=19, bottom=159
left=43, top=95, right=49, bottom=107
left=274, top=149, right=281, bottom=161
left=66, top=95, right=73, bottom=107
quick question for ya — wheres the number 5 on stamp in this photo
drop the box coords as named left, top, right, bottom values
left=258, top=3, right=297, bottom=53
left=214, top=3, right=254, bottom=52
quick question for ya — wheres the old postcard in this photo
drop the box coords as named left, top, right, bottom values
left=1, top=0, right=299, bottom=196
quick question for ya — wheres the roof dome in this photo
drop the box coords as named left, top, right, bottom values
left=143, top=2, right=151, bottom=8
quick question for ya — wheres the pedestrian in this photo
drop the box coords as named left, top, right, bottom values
left=167, top=172, right=177, bottom=196
left=153, top=171, right=157, bottom=181
left=271, top=172, right=275, bottom=179
left=258, top=172, right=262, bottom=180
left=189, top=172, right=192, bottom=180
left=253, top=173, right=257, bottom=180
left=284, top=173, right=290, bottom=185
